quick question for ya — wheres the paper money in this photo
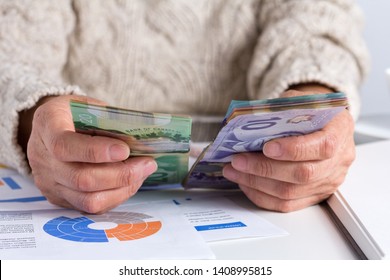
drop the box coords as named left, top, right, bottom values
left=70, top=101, right=192, bottom=186
left=224, top=92, right=347, bottom=123
left=183, top=93, right=348, bottom=189
left=70, top=93, right=348, bottom=189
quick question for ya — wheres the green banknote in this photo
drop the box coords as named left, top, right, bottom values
left=70, top=100, right=191, bottom=186
left=144, top=153, right=189, bottom=186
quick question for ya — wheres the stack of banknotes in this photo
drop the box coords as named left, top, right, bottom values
left=70, top=92, right=348, bottom=189
left=70, top=101, right=192, bottom=186
left=183, top=92, right=348, bottom=189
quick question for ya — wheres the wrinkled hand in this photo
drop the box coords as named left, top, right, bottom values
left=27, top=95, right=157, bottom=213
left=222, top=89, right=355, bottom=212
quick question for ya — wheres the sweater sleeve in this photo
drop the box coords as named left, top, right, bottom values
left=0, top=1, right=83, bottom=174
left=247, top=0, right=370, bottom=119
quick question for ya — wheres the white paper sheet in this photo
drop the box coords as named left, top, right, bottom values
left=0, top=200, right=215, bottom=260
left=174, top=196, right=288, bottom=242
left=0, top=163, right=288, bottom=260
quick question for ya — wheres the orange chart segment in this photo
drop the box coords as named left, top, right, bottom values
left=106, top=221, right=162, bottom=241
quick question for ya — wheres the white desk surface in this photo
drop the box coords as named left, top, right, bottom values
left=355, top=114, right=390, bottom=140
left=211, top=195, right=359, bottom=260
left=130, top=189, right=360, bottom=260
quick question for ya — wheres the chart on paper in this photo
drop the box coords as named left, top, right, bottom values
left=0, top=200, right=215, bottom=260
left=0, top=176, right=21, bottom=190
left=43, top=211, right=162, bottom=242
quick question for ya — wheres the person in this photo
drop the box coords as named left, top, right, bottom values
left=0, top=0, right=369, bottom=214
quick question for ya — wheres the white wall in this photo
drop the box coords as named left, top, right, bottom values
left=355, top=0, right=390, bottom=116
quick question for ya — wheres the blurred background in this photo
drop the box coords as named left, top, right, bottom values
left=356, top=0, right=390, bottom=117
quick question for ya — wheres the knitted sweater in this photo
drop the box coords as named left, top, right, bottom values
left=0, top=0, right=369, bottom=174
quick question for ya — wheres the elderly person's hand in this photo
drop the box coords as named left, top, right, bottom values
left=24, top=95, right=157, bottom=213
left=223, top=84, right=355, bottom=212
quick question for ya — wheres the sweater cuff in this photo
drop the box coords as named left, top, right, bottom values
left=0, top=85, right=85, bottom=175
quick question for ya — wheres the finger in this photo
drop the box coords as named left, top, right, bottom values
left=239, top=184, right=330, bottom=213
left=46, top=130, right=130, bottom=163
left=263, top=110, right=353, bottom=161
left=54, top=157, right=157, bottom=192
left=31, top=157, right=155, bottom=213
left=223, top=164, right=313, bottom=199
left=51, top=182, right=144, bottom=214
left=223, top=164, right=342, bottom=200
left=228, top=153, right=330, bottom=184
left=33, top=96, right=130, bottom=163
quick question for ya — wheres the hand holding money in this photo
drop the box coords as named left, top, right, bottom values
left=26, top=95, right=158, bottom=214
left=68, top=89, right=354, bottom=213
left=219, top=89, right=355, bottom=212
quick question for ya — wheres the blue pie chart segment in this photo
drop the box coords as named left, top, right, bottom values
left=43, top=216, right=108, bottom=242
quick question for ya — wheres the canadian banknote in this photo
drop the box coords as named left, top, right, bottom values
left=70, top=101, right=191, bottom=186
left=183, top=93, right=348, bottom=189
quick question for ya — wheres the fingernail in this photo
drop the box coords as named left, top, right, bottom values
left=231, top=155, right=247, bottom=171
left=109, top=144, right=129, bottom=161
left=263, top=141, right=282, bottom=158
left=144, top=160, right=158, bottom=176
left=223, top=165, right=239, bottom=181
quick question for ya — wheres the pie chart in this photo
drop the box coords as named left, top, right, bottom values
left=43, top=211, right=162, bottom=242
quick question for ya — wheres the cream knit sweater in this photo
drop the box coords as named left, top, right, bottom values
left=0, top=0, right=369, bottom=174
